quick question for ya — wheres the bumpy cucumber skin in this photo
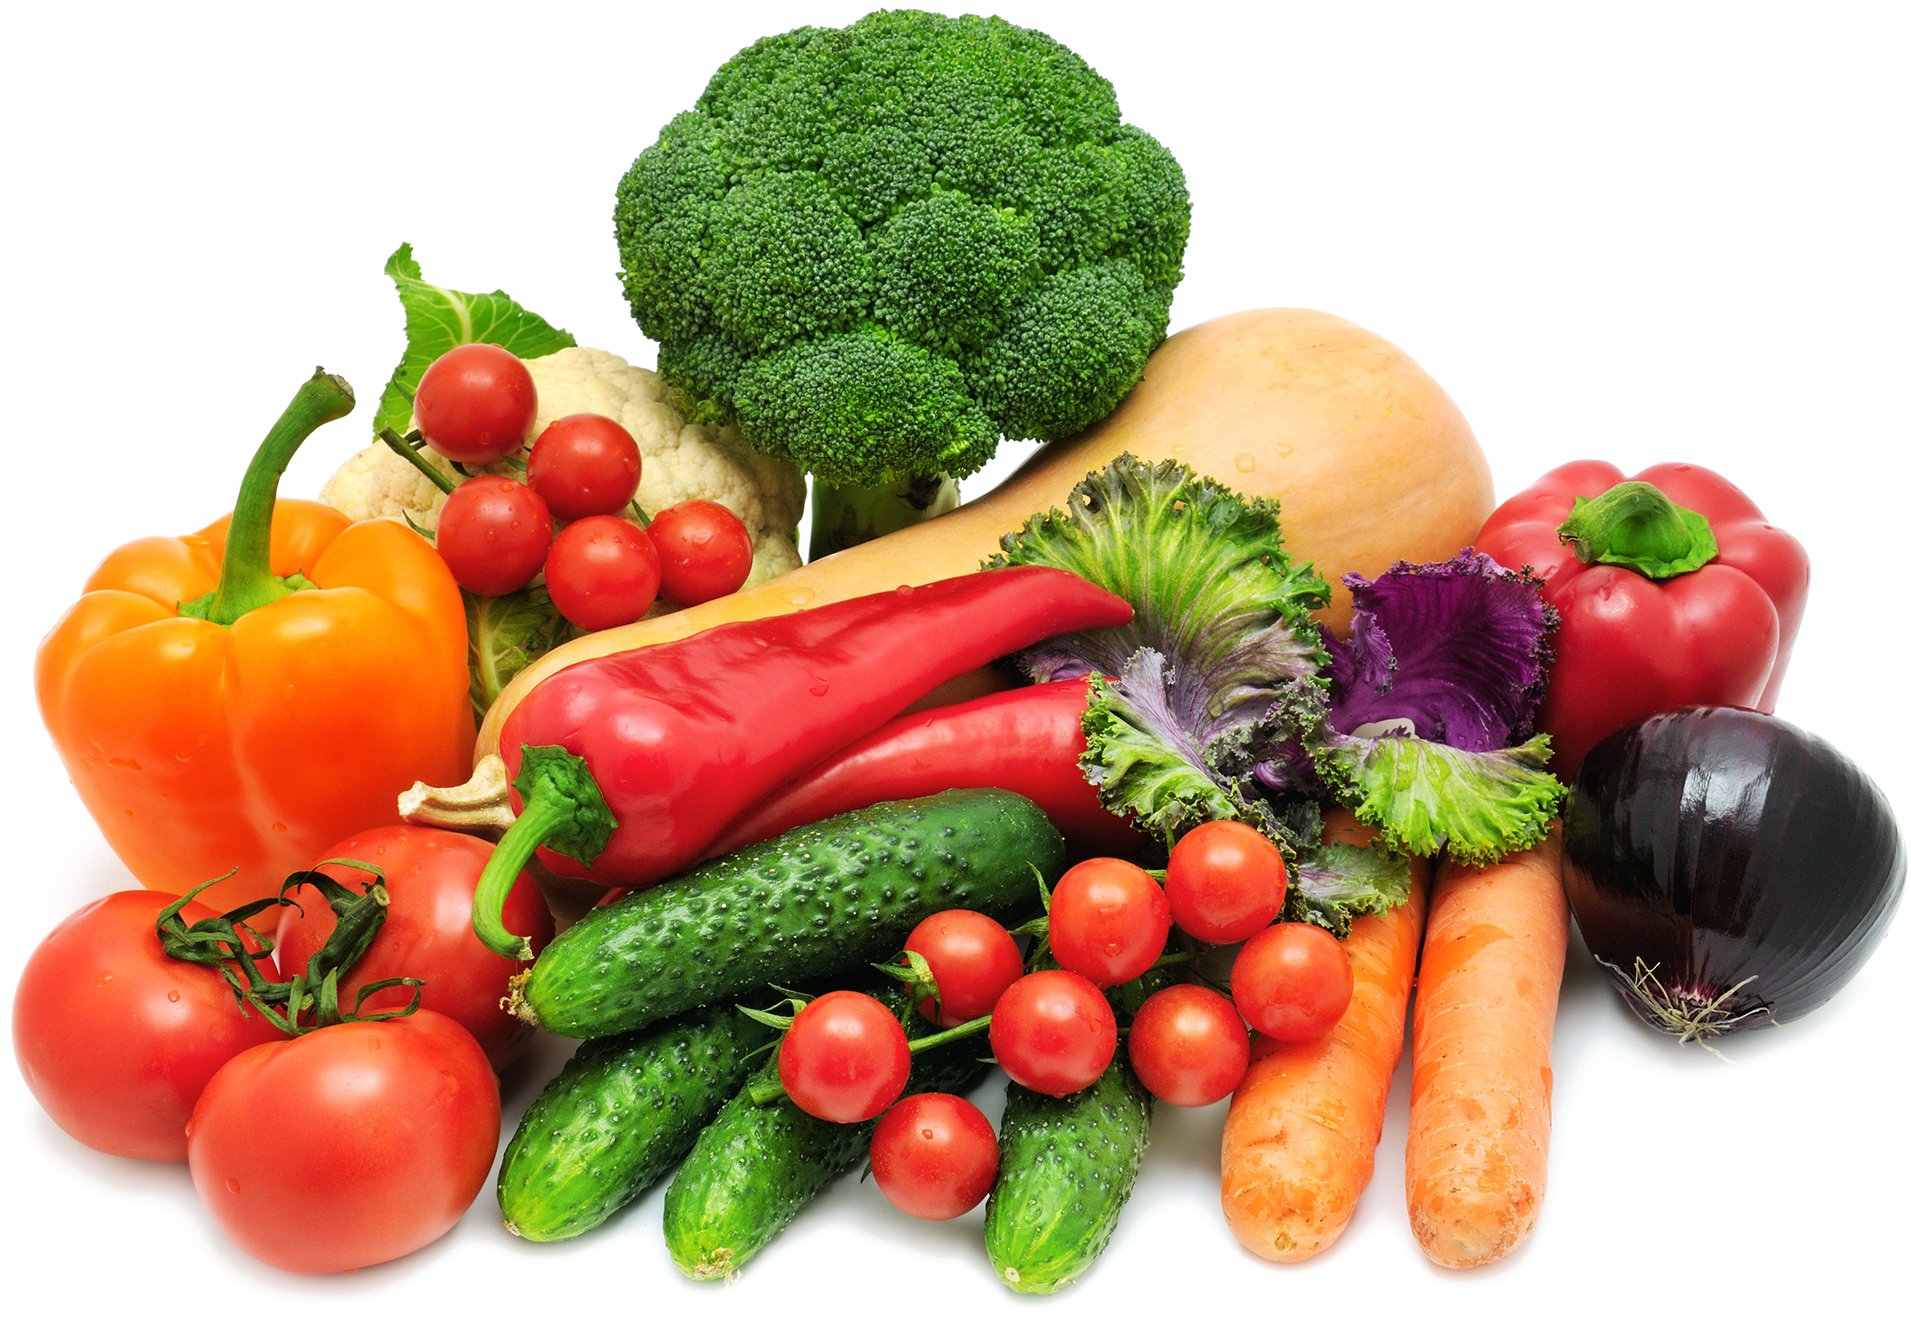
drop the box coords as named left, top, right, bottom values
left=663, top=988, right=992, bottom=1281
left=497, top=1003, right=773, bottom=1242
left=984, top=1049, right=1154, bottom=1294
left=525, top=790, right=1061, bottom=1039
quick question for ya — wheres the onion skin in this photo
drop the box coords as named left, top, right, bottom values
left=1562, top=707, right=1903, bottom=1041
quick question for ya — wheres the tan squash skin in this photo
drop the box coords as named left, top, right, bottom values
left=476, top=308, right=1494, bottom=761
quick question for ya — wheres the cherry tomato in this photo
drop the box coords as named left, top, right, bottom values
left=527, top=413, right=642, bottom=521
left=13, top=890, right=284, bottom=1162
left=274, top=826, right=554, bottom=1070
left=778, top=990, right=912, bottom=1123
left=1047, top=857, right=1171, bottom=987
left=187, top=1009, right=498, bottom=1274
left=1231, top=922, right=1354, bottom=1042
left=1165, top=820, right=1289, bottom=944
left=648, top=500, right=753, bottom=607
left=544, top=515, right=660, bottom=631
left=1127, top=984, right=1250, bottom=1107
left=870, top=1092, right=1000, bottom=1220
left=413, top=343, right=537, bottom=464
left=902, top=909, right=1023, bottom=1025
left=435, top=475, right=553, bottom=596
left=988, top=968, right=1116, bottom=1097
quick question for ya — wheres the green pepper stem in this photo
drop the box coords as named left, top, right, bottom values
left=472, top=793, right=565, bottom=960
left=1556, top=480, right=1720, bottom=580
left=185, top=370, right=355, bottom=626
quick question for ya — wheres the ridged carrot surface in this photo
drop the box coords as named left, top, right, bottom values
left=1405, top=829, right=1567, bottom=1268
left=1220, top=817, right=1429, bottom=1263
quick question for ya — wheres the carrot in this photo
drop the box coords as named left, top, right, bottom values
left=1405, top=827, right=1568, bottom=1269
left=1220, top=813, right=1429, bottom=1262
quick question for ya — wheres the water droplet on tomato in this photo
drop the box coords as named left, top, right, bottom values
left=226, top=1178, right=241, bottom=1195
left=99, top=973, right=112, bottom=984
left=810, top=680, right=830, bottom=697
left=167, top=990, right=180, bottom=1002
left=272, top=822, right=288, bottom=833
left=920, top=1127, right=935, bottom=1139
left=283, top=684, right=296, bottom=700
left=1104, top=941, right=1121, bottom=956
left=1088, top=1017, right=1103, bottom=1034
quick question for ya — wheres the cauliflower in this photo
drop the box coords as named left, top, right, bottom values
left=320, top=345, right=806, bottom=586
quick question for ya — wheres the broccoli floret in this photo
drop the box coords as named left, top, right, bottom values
left=613, top=9, right=1190, bottom=553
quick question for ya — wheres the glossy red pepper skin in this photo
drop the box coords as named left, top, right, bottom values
left=1474, top=460, right=1808, bottom=782
left=498, top=566, right=1133, bottom=888
left=702, top=677, right=1147, bottom=861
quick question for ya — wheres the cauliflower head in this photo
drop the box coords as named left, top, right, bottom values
left=320, top=346, right=806, bottom=586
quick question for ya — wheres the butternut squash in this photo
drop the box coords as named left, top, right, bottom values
left=475, top=308, right=1494, bottom=760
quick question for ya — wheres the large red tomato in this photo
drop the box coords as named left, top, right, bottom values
left=12, top=890, right=284, bottom=1162
left=187, top=1009, right=499, bottom=1274
left=275, top=826, right=553, bottom=1069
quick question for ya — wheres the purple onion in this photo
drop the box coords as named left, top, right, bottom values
left=1562, top=707, right=1902, bottom=1046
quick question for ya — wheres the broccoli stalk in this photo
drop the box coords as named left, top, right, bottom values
left=809, top=473, right=960, bottom=559
left=613, top=11, right=1190, bottom=557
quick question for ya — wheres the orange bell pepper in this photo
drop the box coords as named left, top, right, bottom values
left=36, top=371, right=473, bottom=909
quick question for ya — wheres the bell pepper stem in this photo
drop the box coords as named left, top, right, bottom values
left=1556, top=480, right=1720, bottom=579
left=183, top=369, right=356, bottom=626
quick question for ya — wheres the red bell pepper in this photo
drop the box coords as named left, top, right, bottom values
left=471, top=566, right=1133, bottom=956
left=1474, top=460, right=1808, bottom=783
left=701, top=677, right=1147, bottom=861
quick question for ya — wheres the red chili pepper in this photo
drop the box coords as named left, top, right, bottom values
left=471, top=567, right=1133, bottom=956
left=1474, top=460, right=1808, bottom=782
left=702, top=677, right=1147, bottom=861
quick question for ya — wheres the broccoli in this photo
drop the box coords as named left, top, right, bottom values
left=613, top=9, right=1191, bottom=557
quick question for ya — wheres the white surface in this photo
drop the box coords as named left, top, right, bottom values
left=7, top=798, right=1903, bottom=1314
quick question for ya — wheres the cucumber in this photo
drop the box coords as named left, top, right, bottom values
left=663, top=985, right=992, bottom=1280
left=983, top=1048, right=1153, bottom=1294
left=496, top=1002, right=773, bottom=1242
left=981, top=964, right=1175, bottom=1293
left=519, top=790, right=1061, bottom=1039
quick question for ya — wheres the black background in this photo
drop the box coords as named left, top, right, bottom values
left=11, top=7, right=1895, bottom=1314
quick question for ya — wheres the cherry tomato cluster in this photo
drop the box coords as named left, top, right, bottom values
left=771, top=836, right=1356, bottom=1225
left=12, top=824, right=553, bottom=1274
left=416, top=343, right=753, bottom=629
left=1038, top=822, right=1354, bottom=1110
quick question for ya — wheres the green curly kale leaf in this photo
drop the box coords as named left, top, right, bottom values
left=990, top=455, right=1330, bottom=860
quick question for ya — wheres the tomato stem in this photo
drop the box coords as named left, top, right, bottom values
left=381, top=426, right=457, bottom=495
left=179, top=370, right=355, bottom=627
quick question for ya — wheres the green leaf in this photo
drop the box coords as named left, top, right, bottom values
left=1284, top=842, right=1412, bottom=938
left=1315, top=733, right=1566, bottom=867
left=988, top=454, right=1330, bottom=687
left=465, top=585, right=574, bottom=723
left=373, top=243, right=577, bottom=438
